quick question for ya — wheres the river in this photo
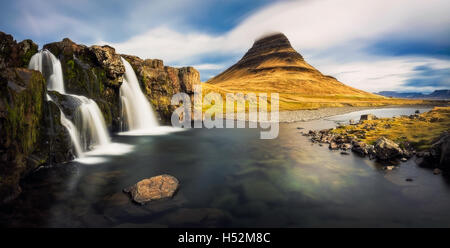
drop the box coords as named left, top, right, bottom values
left=1, top=107, right=449, bottom=227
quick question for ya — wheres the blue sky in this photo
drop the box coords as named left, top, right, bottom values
left=1, top=0, right=449, bottom=92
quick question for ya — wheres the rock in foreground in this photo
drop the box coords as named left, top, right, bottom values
left=374, top=137, right=404, bottom=160
left=420, top=132, right=450, bottom=169
left=123, top=175, right=179, bottom=204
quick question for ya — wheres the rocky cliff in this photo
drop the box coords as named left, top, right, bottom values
left=0, top=32, right=38, bottom=70
left=43, top=39, right=200, bottom=127
left=0, top=32, right=76, bottom=203
left=43, top=39, right=125, bottom=131
left=0, top=67, right=74, bottom=203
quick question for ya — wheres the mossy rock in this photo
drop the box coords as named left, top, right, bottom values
left=0, top=68, right=46, bottom=203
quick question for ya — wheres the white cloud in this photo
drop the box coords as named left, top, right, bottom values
left=189, top=64, right=225, bottom=70
left=316, top=56, right=450, bottom=92
left=104, top=27, right=227, bottom=63
left=104, top=0, right=450, bottom=91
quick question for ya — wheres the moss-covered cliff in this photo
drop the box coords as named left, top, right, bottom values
left=43, top=39, right=125, bottom=131
left=43, top=38, right=200, bottom=126
left=0, top=67, right=71, bottom=202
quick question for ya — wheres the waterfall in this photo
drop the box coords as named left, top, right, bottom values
left=73, top=95, right=110, bottom=149
left=60, top=109, right=83, bottom=157
left=120, top=57, right=158, bottom=130
left=29, top=50, right=111, bottom=157
left=29, top=50, right=65, bottom=93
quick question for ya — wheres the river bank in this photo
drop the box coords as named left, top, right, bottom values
left=304, top=107, right=450, bottom=171
left=221, top=104, right=447, bottom=123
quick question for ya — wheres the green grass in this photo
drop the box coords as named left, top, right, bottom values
left=331, top=107, right=450, bottom=150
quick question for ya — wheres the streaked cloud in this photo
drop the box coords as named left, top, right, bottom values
left=1, top=0, right=449, bottom=91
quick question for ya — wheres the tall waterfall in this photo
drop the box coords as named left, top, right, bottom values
left=120, top=57, right=158, bottom=130
left=29, top=50, right=65, bottom=93
left=29, top=50, right=111, bottom=157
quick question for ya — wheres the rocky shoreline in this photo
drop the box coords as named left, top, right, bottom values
left=303, top=109, right=450, bottom=173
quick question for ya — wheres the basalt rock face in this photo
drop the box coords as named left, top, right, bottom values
left=0, top=31, right=38, bottom=70
left=121, top=55, right=200, bottom=122
left=0, top=67, right=73, bottom=203
left=47, top=91, right=82, bottom=121
left=43, top=39, right=125, bottom=131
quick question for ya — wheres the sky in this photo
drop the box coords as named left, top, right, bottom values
left=1, top=0, right=449, bottom=93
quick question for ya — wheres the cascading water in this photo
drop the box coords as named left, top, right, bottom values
left=59, top=109, right=83, bottom=157
left=29, top=50, right=65, bottom=93
left=29, top=50, right=112, bottom=158
left=120, top=57, right=159, bottom=130
left=73, top=95, right=110, bottom=150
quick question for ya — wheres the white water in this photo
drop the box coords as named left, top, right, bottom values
left=120, top=57, right=159, bottom=130
left=29, top=50, right=130, bottom=163
left=72, top=95, right=110, bottom=149
left=29, top=50, right=65, bottom=93
left=59, top=109, right=83, bottom=157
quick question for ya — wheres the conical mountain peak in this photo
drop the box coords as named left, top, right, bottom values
left=206, top=32, right=375, bottom=98
left=242, top=33, right=301, bottom=61
left=234, top=33, right=304, bottom=70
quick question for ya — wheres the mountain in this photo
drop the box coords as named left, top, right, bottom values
left=377, top=90, right=450, bottom=100
left=206, top=33, right=379, bottom=98
left=428, top=90, right=450, bottom=99
left=377, top=91, right=427, bottom=98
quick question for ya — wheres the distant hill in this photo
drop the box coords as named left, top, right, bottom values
left=377, top=90, right=450, bottom=100
left=428, top=90, right=450, bottom=99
